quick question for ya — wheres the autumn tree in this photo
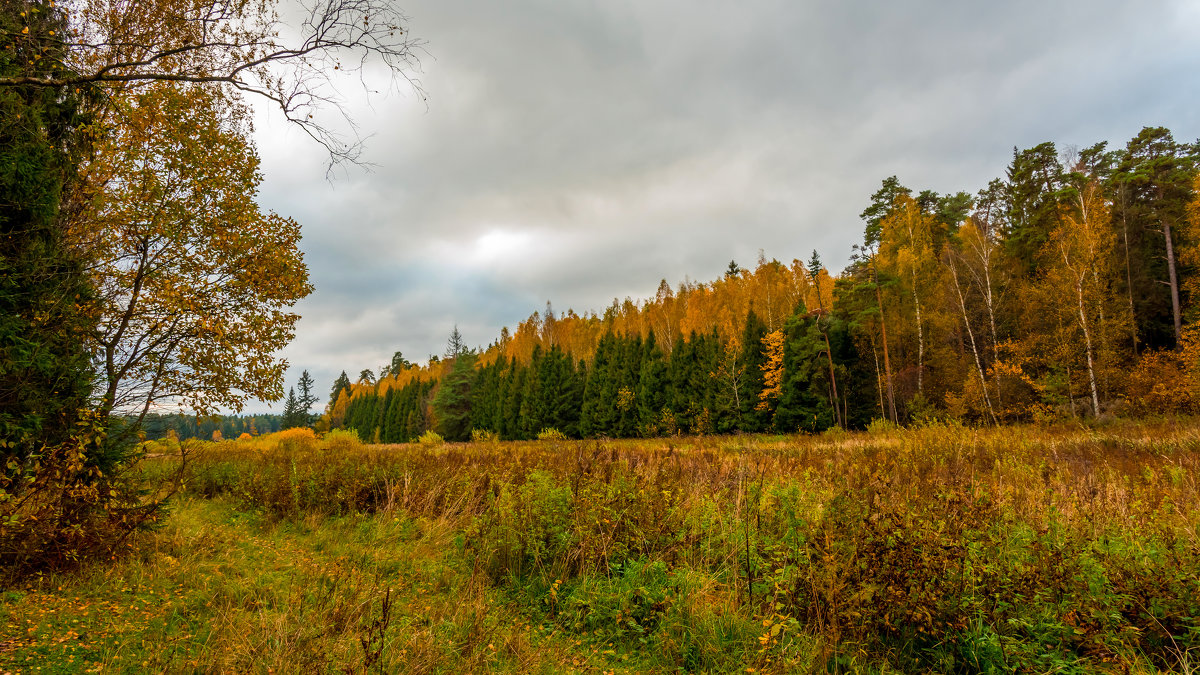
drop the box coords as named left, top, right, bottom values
left=1, top=2, right=176, bottom=570
left=1049, top=180, right=1111, bottom=414
left=944, top=225, right=998, bottom=423
left=328, top=370, right=352, bottom=411
left=2, top=0, right=423, bottom=429
left=877, top=194, right=939, bottom=395
left=858, top=179, right=908, bottom=421
left=964, top=181, right=1008, bottom=383
left=756, top=328, right=784, bottom=417
left=78, top=83, right=311, bottom=425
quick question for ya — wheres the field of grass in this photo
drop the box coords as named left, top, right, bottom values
left=3, top=420, right=1199, bottom=673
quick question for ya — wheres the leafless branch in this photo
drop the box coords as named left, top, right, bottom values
left=2, top=0, right=426, bottom=167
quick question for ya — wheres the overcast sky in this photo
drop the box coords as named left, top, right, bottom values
left=247, top=0, right=1200, bottom=414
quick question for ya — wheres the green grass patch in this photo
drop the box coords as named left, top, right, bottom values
left=0, top=498, right=643, bottom=674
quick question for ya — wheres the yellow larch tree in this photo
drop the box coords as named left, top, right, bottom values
left=756, top=329, right=785, bottom=412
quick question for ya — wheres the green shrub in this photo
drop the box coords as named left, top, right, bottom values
left=820, top=425, right=848, bottom=441
left=536, top=427, right=567, bottom=441
left=471, top=428, right=499, bottom=443
left=865, top=417, right=899, bottom=434
left=417, top=430, right=444, bottom=445
left=322, top=428, right=362, bottom=452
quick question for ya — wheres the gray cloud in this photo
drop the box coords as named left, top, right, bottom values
left=247, top=0, right=1200, bottom=412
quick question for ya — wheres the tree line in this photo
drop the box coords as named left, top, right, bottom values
left=328, top=127, right=1200, bottom=441
left=141, top=413, right=284, bottom=442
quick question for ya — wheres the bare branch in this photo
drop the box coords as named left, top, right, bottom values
left=1, top=0, right=426, bottom=167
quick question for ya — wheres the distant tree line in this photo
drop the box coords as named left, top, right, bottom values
left=141, top=413, right=284, bottom=442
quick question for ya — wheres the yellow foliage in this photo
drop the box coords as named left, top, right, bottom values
left=1126, top=325, right=1200, bottom=415
left=75, top=83, right=311, bottom=417
left=757, top=330, right=785, bottom=411
left=275, top=427, right=317, bottom=442
left=988, top=351, right=1052, bottom=422
left=274, top=427, right=318, bottom=452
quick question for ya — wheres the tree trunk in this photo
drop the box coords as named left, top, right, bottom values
left=1118, top=190, right=1139, bottom=354
left=820, top=325, right=843, bottom=428
left=1164, top=219, right=1183, bottom=348
left=873, top=264, right=898, bottom=422
left=948, top=252, right=996, bottom=424
left=1074, top=272, right=1101, bottom=417
left=812, top=281, right=843, bottom=429
left=911, top=271, right=924, bottom=394
left=870, top=337, right=885, bottom=420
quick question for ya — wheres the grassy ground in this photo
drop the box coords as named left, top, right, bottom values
left=0, top=497, right=648, bottom=674
left=3, top=420, right=1200, bottom=673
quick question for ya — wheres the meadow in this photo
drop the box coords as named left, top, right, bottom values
left=2, top=420, right=1199, bottom=673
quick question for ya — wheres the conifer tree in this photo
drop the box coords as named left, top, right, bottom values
left=637, top=333, right=669, bottom=434
left=0, top=0, right=95, bottom=461
left=738, top=309, right=769, bottom=431
left=281, top=387, right=301, bottom=429
left=432, top=327, right=475, bottom=441
left=1111, top=127, right=1196, bottom=349
left=775, top=307, right=837, bottom=433
left=328, top=371, right=352, bottom=411
left=297, top=369, right=318, bottom=425
left=1003, top=142, right=1067, bottom=277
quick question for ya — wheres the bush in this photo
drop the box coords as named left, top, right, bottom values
left=471, top=428, right=499, bottom=443
left=536, top=427, right=567, bottom=441
left=820, top=425, right=848, bottom=441
left=274, top=427, right=318, bottom=453
left=322, top=428, right=362, bottom=453
left=866, top=418, right=898, bottom=434
left=1125, top=326, right=1200, bottom=415
left=0, top=414, right=183, bottom=576
left=417, top=430, right=444, bottom=445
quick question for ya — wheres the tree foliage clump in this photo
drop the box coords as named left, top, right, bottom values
left=81, top=83, right=312, bottom=423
